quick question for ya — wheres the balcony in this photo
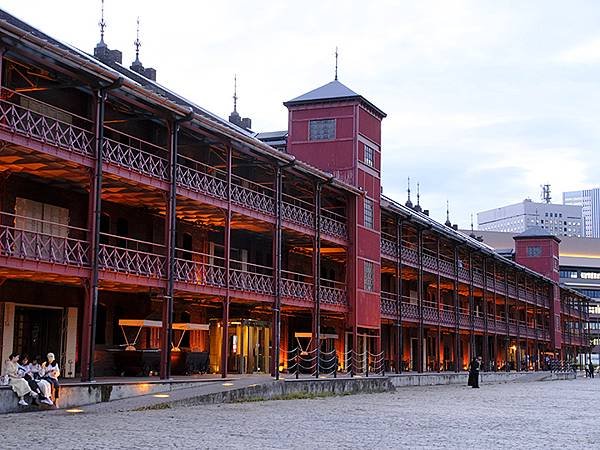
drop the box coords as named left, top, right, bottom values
left=0, top=88, right=94, bottom=157
left=0, top=212, right=89, bottom=267
left=320, top=278, right=347, bottom=306
left=98, top=234, right=166, bottom=279
left=103, top=127, right=169, bottom=181
left=0, top=90, right=349, bottom=242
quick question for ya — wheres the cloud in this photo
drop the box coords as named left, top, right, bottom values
left=556, top=37, right=600, bottom=64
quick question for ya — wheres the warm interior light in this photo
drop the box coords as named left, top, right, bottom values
left=222, top=382, right=234, bottom=386
left=153, top=394, right=170, bottom=398
left=65, top=408, right=84, bottom=413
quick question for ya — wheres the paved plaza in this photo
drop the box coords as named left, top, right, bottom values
left=3, top=377, right=599, bottom=449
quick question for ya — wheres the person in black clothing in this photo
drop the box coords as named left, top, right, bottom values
left=589, top=362, right=595, bottom=379
left=468, top=356, right=482, bottom=388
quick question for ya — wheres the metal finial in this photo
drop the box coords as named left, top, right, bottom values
left=445, top=200, right=452, bottom=227
left=416, top=182, right=420, bottom=206
left=134, top=17, right=141, bottom=62
left=99, top=0, right=107, bottom=43
left=233, top=75, right=238, bottom=113
left=335, top=47, right=338, bottom=81
left=407, top=177, right=411, bottom=201
left=470, top=214, right=474, bottom=231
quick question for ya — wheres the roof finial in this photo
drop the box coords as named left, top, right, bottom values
left=133, top=17, right=141, bottom=63
left=334, top=47, right=339, bottom=81
left=445, top=200, right=452, bottom=227
left=414, top=182, right=422, bottom=212
left=98, top=0, right=107, bottom=44
left=405, top=177, right=413, bottom=208
left=233, top=74, right=238, bottom=113
left=470, top=213, right=474, bottom=231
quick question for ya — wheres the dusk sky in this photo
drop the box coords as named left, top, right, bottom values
left=5, top=0, right=600, bottom=228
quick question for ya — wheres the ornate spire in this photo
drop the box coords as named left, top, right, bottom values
left=334, top=47, right=339, bottom=81
left=445, top=200, right=452, bottom=227
left=133, top=17, right=141, bottom=64
left=98, top=0, right=107, bottom=46
left=233, top=75, right=238, bottom=113
left=470, top=214, right=476, bottom=237
left=414, top=182, right=422, bottom=212
left=405, top=177, right=413, bottom=208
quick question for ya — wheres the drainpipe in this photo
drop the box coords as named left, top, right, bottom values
left=160, top=110, right=193, bottom=380
left=83, top=76, right=123, bottom=382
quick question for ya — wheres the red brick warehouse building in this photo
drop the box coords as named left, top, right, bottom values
left=0, top=9, right=589, bottom=380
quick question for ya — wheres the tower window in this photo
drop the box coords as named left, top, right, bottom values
left=527, top=246, right=542, bottom=257
left=364, top=198, right=374, bottom=229
left=364, top=144, right=374, bottom=167
left=309, top=119, right=336, bottom=141
left=364, top=261, right=374, bottom=292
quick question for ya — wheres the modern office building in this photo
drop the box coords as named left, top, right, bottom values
left=563, top=188, right=600, bottom=238
left=0, top=9, right=588, bottom=383
left=478, top=199, right=583, bottom=237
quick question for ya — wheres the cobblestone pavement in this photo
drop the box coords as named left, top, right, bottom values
left=3, top=377, right=599, bottom=449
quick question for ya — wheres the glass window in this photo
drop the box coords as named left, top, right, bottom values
left=364, top=198, right=374, bottom=229
left=309, top=119, right=336, bottom=141
left=364, top=261, right=374, bottom=292
left=527, top=246, right=542, bottom=257
left=364, top=144, right=374, bottom=167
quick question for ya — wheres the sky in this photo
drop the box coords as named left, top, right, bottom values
left=4, top=0, right=600, bottom=228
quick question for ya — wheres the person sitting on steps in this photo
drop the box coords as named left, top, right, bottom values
left=41, top=352, right=60, bottom=404
left=3, top=353, right=38, bottom=406
left=18, top=355, right=53, bottom=406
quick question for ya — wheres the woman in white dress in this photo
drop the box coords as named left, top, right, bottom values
left=3, top=353, right=37, bottom=406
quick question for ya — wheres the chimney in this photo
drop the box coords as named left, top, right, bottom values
left=423, top=209, right=429, bottom=216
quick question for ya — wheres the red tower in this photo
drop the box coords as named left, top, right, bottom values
left=514, top=228, right=562, bottom=350
left=285, top=79, right=386, bottom=355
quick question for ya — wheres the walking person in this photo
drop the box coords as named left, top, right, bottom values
left=467, top=356, right=482, bottom=388
left=589, top=361, right=595, bottom=379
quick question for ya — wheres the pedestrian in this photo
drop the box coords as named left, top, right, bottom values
left=3, top=353, right=37, bottom=406
left=468, top=356, right=482, bottom=388
left=589, top=362, right=595, bottom=379
left=41, top=352, right=60, bottom=403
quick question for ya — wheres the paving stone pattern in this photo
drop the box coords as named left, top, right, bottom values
left=2, top=377, right=598, bottom=449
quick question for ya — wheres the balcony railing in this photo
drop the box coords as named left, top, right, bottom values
left=0, top=88, right=95, bottom=156
left=98, top=233, right=166, bottom=278
left=103, top=128, right=169, bottom=180
left=281, top=270, right=313, bottom=301
left=231, top=176, right=276, bottom=216
left=380, top=291, right=398, bottom=316
left=320, top=210, right=348, bottom=240
left=380, top=237, right=397, bottom=258
left=0, top=212, right=89, bottom=267
left=173, top=249, right=226, bottom=288
left=229, top=259, right=274, bottom=295
left=320, top=278, right=347, bottom=306
left=282, top=195, right=314, bottom=229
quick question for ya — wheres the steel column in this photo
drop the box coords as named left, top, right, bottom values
left=272, top=165, right=283, bottom=379
left=395, top=218, right=402, bottom=374
left=504, top=268, right=510, bottom=372
left=417, top=228, right=424, bottom=373
left=468, top=252, right=474, bottom=360
left=453, top=245, right=460, bottom=372
left=221, top=145, right=232, bottom=378
left=482, top=258, right=489, bottom=370
left=436, top=237, right=441, bottom=372
left=313, top=182, right=322, bottom=377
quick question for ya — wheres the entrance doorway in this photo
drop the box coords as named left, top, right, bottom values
left=13, top=306, right=63, bottom=362
left=210, top=319, right=271, bottom=374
